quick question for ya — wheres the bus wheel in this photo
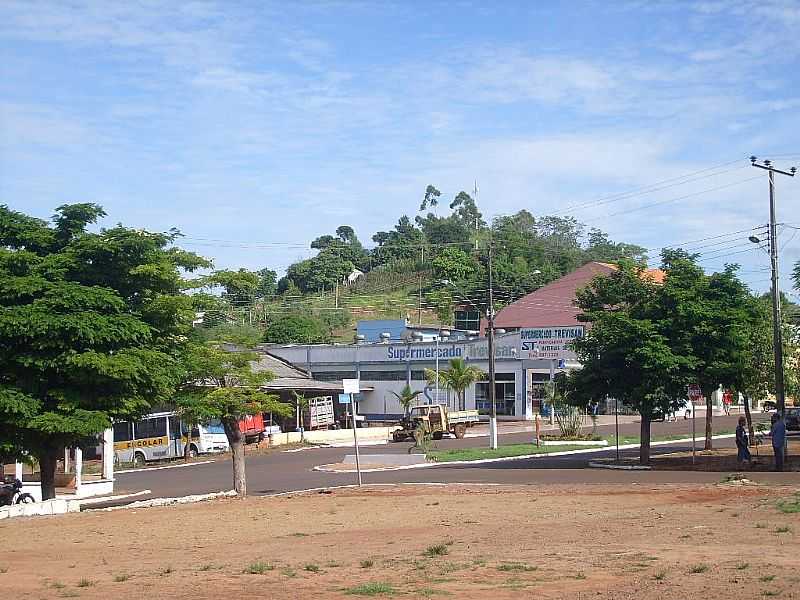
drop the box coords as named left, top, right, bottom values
left=133, top=452, right=146, bottom=468
left=188, top=445, right=199, bottom=458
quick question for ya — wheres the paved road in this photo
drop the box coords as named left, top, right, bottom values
left=111, top=415, right=797, bottom=504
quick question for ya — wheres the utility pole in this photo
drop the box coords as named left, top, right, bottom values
left=750, top=157, right=796, bottom=424
left=487, top=241, right=498, bottom=450
left=418, top=273, right=423, bottom=325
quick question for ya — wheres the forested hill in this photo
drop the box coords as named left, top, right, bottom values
left=193, top=185, right=648, bottom=343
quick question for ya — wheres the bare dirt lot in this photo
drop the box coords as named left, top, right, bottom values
left=2, top=483, right=799, bottom=599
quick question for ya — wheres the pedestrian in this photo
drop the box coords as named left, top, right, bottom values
left=735, top=416, right=751, bottom=467
left=770, top=413, right=786, bottom=472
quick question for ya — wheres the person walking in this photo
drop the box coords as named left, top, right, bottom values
left=770, top=413, right=786, bottom=472
left=735, top=416, right=751, bottom=467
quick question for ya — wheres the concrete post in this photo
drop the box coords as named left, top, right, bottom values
left=64, top=447, right=70, bottom=473
left=74, top=447, right=83, bottom=491
left=102, top=428, right=114, bottom=481
left=15, top=461, right=23, bottom=481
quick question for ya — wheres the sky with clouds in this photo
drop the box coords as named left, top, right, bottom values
left=1, top=1, right=799, bottom=294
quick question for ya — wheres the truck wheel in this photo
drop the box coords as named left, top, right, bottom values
left=454, top=424, right=466, bottom=439
left=432, top=431, right=443, bottom=441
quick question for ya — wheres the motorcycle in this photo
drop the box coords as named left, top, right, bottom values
left=0, top=477, right=35, bottom=506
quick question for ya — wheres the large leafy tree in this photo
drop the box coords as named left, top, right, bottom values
left=568, top=261, right=690, bottom=464
left=264, top=314, right=330, bottom=344
left=0, top=204, right=207, bottom=499
left=658, top=250, right=752, bottom=450
left=176, top=341, right=291, bottom=496
left=371, top=216, right=426, bottom=266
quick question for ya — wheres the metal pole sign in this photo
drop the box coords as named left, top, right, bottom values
left=342, top=379, right=362, bottom=486
left=687, top=384, right=702, bottom=465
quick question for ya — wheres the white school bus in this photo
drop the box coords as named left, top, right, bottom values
left=113, top=411, right=229, bottom=467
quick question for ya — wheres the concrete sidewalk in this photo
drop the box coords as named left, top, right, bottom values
left=470, top=415, right=641, bottom=437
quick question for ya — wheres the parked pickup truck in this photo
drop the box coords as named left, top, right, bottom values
left=392, top=404, right=479, bottom=442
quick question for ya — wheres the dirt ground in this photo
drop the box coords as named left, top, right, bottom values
left=2, top=483, right=799, bottom=600
left=646, top=446, right=797, bottom=471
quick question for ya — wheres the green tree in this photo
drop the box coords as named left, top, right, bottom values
left=390, top=384, right=423, bottom=415
left=371, top=216, right=426, bottom=267
left=568, top=261, right=690, bottom=464
left=425, top=358, right=485, bottom=411
left=205, top=268, right=260, bottom=305
left=176, top=341, right=291, bottom=495
left=658, top=250, right=752, bottom=450
left=0, top=204, right=206, bottom=498
left=432, top=247, right=481, bottom=283
left=585, top=228, right=648, bottom=264
left=256, top=268, right=278, bottom=298
left=265, top=314, right=330, bottom=344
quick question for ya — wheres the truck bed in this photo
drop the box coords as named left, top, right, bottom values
left=448, top=410, right=480, bottom=424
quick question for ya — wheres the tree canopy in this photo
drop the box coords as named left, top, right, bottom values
left=0, top=204, right=207, bottom=498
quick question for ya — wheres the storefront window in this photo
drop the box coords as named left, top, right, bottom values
left=475, top=373, right=515, bottom=416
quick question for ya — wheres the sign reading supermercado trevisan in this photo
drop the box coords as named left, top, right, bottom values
left=520, top=326, right=585, bottom=360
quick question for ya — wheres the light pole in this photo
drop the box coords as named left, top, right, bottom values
left=434, top=329, right=450, bottom=407
left=749, top=156, right=796, bottom=424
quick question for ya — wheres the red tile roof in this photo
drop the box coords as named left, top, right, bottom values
left=485, top=261, right=666, bottom=330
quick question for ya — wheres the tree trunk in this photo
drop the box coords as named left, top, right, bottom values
left=183, top=422, right=192, bottom=463
left=743, top=394, right=755, bottom=444
left=639, top=413, right=651, bottom=465
left=222, top=417, right=247, bottom=497
left=704, top=391, right=713, bottom=451
left=38, top=446, right=59, bottom=501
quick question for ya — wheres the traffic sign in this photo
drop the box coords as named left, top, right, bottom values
left=343, top=379, right=360, bottom=394
left=687, top=384, right=703, bottom=402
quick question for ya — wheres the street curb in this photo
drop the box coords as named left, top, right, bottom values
left=115, top=460, right=215, bottom=474
left=85, top=490, right=236, bottom=511
left=588, top=462, right=651, bottom=471
left=312, top=433, right=738, bottom=473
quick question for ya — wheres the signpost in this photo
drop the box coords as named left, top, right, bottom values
left=343, top=379, right=362, bottom=486
left=687, top=384, right=703, bottom=465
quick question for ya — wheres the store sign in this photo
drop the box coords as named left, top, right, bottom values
left=466, top=343, right=518, bottom=360
left=386, top=345, right=462, bottom=361
left=519, top=326, right=584, bottom=360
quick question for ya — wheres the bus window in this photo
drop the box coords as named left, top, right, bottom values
left=169, top=416, right=182, bottom=440
left=204, top=419, right=225, bottom=435
left=135, top=417, right=167, bottom=440
left=113, top=422, right=131, bottom=442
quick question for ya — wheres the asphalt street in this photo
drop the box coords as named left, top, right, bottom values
left=110, top=415, right=798, bottom=505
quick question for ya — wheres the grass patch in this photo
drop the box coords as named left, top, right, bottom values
left=760, top=575, right=776, bottom=582
left=428, top=443, right=585, bottom=462
left=777, top=494, right=800, bottom=514
left=689, top=564, right=709, bottom=574
left=497, top=562, right=537, bottom=572
left=653, top=571, right=666, bottom=581
left=304, top=563, right=321, bottom=573
left=198, top=564, right=214, bottom=572
left=736, top=563, right=750, bottom=570
left=290, top=532, right=310, bottom=537
left=775, top=526, right=792, bottom=534
left=345, top=582, right=397, bottom=596
left=415, top=588, right=452, bottom=597
left=76, top=578, right=94, bottom=587
left=281, top=567, right=297, bottom=578
left=112, top=573, right=129, bottom=582
left=244, top=562, right=274, bottom=575
left=360, top=559, right=375, bottom=569
left=423, top=544, right=449, bottom=557
left=51, top=581, right=66, bottom=589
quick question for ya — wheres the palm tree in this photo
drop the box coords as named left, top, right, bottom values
left=425, top=357, right=485, bottom=411
left=391, top=384, right=423, bottom=415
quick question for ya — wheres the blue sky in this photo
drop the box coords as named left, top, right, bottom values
left=1, top=1, right=799, bottom=294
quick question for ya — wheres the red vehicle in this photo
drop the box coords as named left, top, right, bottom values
left=239, top=413, right=265, bottom=444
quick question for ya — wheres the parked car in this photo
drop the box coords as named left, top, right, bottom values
left=762, top=400, right=776, bottom=413
left=784, top=407, right=800, bottom=431
left=653, top=399, right=693, bottom=422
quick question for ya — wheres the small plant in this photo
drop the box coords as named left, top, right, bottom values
left=112, top=573, right=129, bottom=582
left=327, top=561, right=343, bottom=568
left=775, top=526, right=792, bottom=534
left=281, top=567, right=297, bottom=578
left=689, top=564, right=708, bottom=574
left=244, top=562, right=274, bottom=575
left=77, top=577, right=94, bottom=587
left=360, top=559, right=375, bottom=569
left=198, top=564, right=214, bottom=572
left=777, top=494, right=800, bottom=514
left=736, top=563, right=749, bottom=570
left=51, top=581, right=66, bottom=589
left=653, top=571, right=666, bottom=581
left=304, top=563, right=321, bottom=573
left=159, top=566, right=173, bottom=576
left=760, top=575, right=776, bottom=582
left=497, top=562, right=537, bottom=572
left=574, top=572, right=587, bottom=580
left=345, top=582, right=396, bottom=596
left=423, top=544, right=449, bottom=557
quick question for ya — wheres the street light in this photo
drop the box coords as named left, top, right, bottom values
left=435, top=329, right=450, bottom=407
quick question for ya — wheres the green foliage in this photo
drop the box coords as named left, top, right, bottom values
left=432, top=247, right=481, bottom=284
left=425, top=358, right=485, bottom=410
left=265, top=314, right=330, bottom=344
left=0, top=204, right=206, bottom=497
left=371, top=216, right=426, bottom=266
left=390, top=384, right=423, bottom=415
left=203, top=268, right=260, bottom=304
